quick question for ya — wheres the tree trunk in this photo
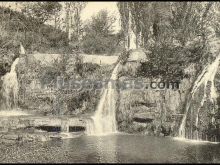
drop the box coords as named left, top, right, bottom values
left=65, top=2, right=71, bottom=43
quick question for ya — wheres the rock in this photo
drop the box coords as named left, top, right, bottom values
left=133, top=113, right=154, bottom=123
left=117, top=75, right=193, bottom=135
left=1, top=134, right=19, bottom=140
left=127, top=49, right=148, bottom=62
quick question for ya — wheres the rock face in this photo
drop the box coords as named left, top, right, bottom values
left=116, top=39, right=220, bottom=141
left=0, top=116, right=86, bottom=131
left=179, top=57, right=220, bottom=141
left=15, top=53, right=113, bottom=116
left=117, top=79, right=192, bottom=135
left=177, top=37, right=220, bottom=141
left=116, top=50, right=197, bottom=136
left=0, top=133, right=51, bottom=144
left=0, top=115, right=87, bottom=143
left=133, top=112, right=154, bottom=123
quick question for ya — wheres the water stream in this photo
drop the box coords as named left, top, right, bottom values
left=87, top=64, right=120, bottom=135
left=179, top=55, right=220, bottom=140
left=1, top=58, right=20, bottom=110
left=0, top=44, right=25, bottom=113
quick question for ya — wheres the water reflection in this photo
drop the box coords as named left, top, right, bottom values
left=95, top=135, right=118, bottom=163
left=1, top=134, right=220, bottom=163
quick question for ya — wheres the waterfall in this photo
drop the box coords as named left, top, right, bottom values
left=1, top=58, right=20, bottom=110
left=87, top=64, right=120, bottom=135
left=20, top=43, right=26, bottom=55
left=0, top=44, right=25, bottom=110
left=86, top=118, right=95, bottom=135
left=128, top=10, right=137, bottom=50
left=179, top=55, right=220, bottom=139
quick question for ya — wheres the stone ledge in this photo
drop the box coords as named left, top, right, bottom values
left=0, top=115, right=87, bottom=130
left=133, top=112, right=155, bottom=123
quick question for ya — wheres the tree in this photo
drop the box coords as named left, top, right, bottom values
left=84, top=9, right=116, bottom=36
left=81, top=9, right=118, bottom=54
left=64, top=2, right=87, bottom=43
left=71, top=2, right=87, bottom=41
left=170, top=2, right=214, bottom=46
left=117, top=2, right=157, bottom=49
left=117, top=2, right=215, bottom=49
left=22, top=2, right=62, bottom=24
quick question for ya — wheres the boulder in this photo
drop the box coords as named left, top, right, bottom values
left=127, top=48, right=148, bottom=62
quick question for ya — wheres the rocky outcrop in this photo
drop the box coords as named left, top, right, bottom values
left=116, top=37, right=220, bottom=141
left=0, top=115, right=87, bottom=144
left=0, top=133, right=51, bottom=144
left=0, top=115, right=87, bottom=131
left=116, top=52, right=197, bottom=136
left=133, top=112, right=154, bottom=123
left=117, top=81, right=190, bottom=135
left=179, top=57, right=220, bottom=141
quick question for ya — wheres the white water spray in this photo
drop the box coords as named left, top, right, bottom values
left=1, top=58, right=20, bottom=109
left=87, top=64, right=120, bottom=135
left=179, top=55, right=220, bottom=139
left=20, top=43, right=26, bottom=55
left=0, top=44, right=25, bottom=111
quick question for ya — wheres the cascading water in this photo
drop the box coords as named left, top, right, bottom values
left=86, top=118, right=95, bottom=135
left=86, top=9, right=136, bottom=135
left=20, top=43, right=26, bottom=55
left=1, top=58, right=20, bottom=110
left=179, top=54, right=220, bottom=140
left=86, top=64, right=120, bottom=135
left=0, top=44, right=25, bottom=112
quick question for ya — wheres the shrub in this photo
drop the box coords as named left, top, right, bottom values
left=39, top=66, right=61, bottom=85
left=81, top=33, right=117, bottom=54
left=81, top=63, right=100, bottom=77
left=117, top=49, right=130, bottom=65
left=0, top=63, right=7, bottom=77
left=136, top=43, right=207, bottom=81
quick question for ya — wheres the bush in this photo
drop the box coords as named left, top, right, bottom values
left=81, top=63, right=100, bottom=77
left=81, top=33, right=117, bottom=54
left=39, top=66, right=61, bottom=85
left=0, top=63, right=7, bottom=77
left=136, top=43, right=207, bottom=81
left=0, top=6, right=70, bottom=55
left=117, top=49, right=130, bottom=65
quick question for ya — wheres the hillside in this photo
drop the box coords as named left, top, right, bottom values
left=0, top=6, right=69, bottom=76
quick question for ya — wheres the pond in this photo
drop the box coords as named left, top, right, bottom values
left=0, top=133, right=220, bottom=163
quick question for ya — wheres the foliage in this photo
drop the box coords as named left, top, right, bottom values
left=117, top=2, right=215, bottom=48
left=81, top=9, right=120, bottom=54
left=0, top=63, right=7, bottom=77
left=39, top=66, right=60, bottom=86
left=117, top=2, right=218, bottom=81
left=136, top=41, right=208, bottom=81
left=22, top=2, right=62, bottom=24
left=80, top=63, right=100, bottom=77
left=85, top=9, right=116, bottom=35
left=0, top=6, right=69, bottom=58
left=117, top=49, right=131, bottom=65
left=81, top=33, right=118, bottom=54
left=64, top=2, right=87, bottom=42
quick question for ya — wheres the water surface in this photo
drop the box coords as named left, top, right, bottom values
left=0, top=134, right=220, bottom=163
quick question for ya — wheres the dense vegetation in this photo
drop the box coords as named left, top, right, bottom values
left=0, top=3, right=123, bottom=77
left=117, top=2, right=219, bottom=80
left=81, top=9, right=123, bottom=55
left=136, top=42, right=208, bottom=81
left=0, top=6, right=69, bottom=54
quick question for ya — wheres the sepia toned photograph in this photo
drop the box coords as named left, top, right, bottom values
left=0, top=1, right=220, bottom=163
